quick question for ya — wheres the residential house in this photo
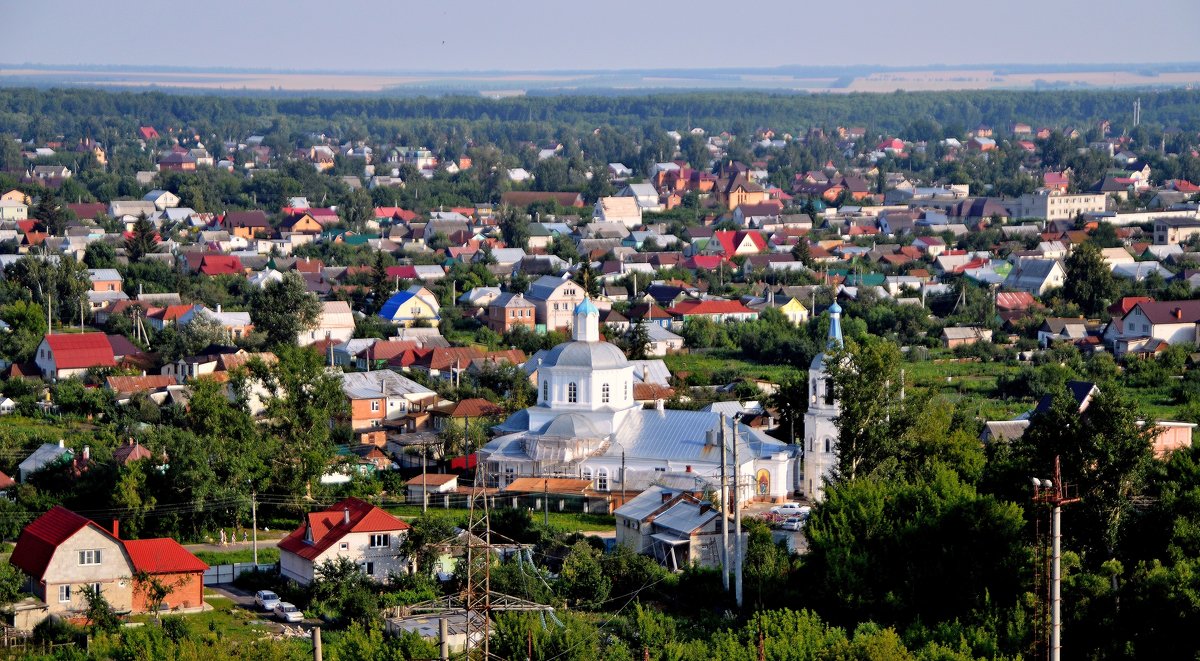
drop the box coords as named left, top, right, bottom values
left=614, top=487, right=726, bottom=571
left=278, top=497, right=411, bottom=586
left=666, top=300, right=758, bottom=328
left=405, top=474, right=460, bottom=504
left=1003, top=259, right=1066, bottom=296
left=18, top=441, right=74, bottom=482
left=279, top=212, right=324, bottom=235
left=9, top=506, right=207, bottom=624
left=142, top=190, right=180, bottom=211
left=340, top=370, right=437, bottom=431
left=594, top=196, right=643, bottom=228
left=378, top=285, right=441, bottom=327
left=177, top=305, right=254, bottom=341
left=525, top=275, right=586, bottom=331
left=1039, top=318, right=1092, bottom=347
left=108, top=200, right=158, bottom=221
left=645, top=324, right=684, bottom=356
left=224, top=211, right=271, bottom=240
left=711, top=230, right=767, bottom=256
left=1008, top=191, right=1106, bottom=222
left=299, top=301, right=356, bottom=346
left=1115, top=300, right=1200, bottom=356
left=35, top=333, right=116, bottom=379
left=0, top=199, right=29, bottom=221
left=941, top=326, right=993, bottom=348
left=487, top=293, right=537, bottom=334
left=1154, top=218, right=1200, bottom=245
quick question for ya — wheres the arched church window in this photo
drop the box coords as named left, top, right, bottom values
left=824, top=438, right=831, bottom=453
left=601, top=383, right=610, bottom=403
left=568, top=382, right=578, bottom=403
left=542, top=380, right=548, bottom=401
left=824, top=378, right=834, bottom=405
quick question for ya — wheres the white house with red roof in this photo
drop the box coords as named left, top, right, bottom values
left=665, top=299, right=759, bottom=328
left=9, top=506, right=207, bottom=625
left=710, top=230, right=767, bottom=256
left=278, top=497, right=411, bottom=586
left=1115, top=300, right=1200, bottom=356
left=35, top=333, right=116, bottom=379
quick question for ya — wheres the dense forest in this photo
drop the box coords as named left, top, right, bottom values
left=3, top=87, right=1199, bottom=149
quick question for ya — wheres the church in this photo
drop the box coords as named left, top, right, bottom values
left=802, top=302, right=843, bottom=501
left=478, top=299, right=800, bottom=503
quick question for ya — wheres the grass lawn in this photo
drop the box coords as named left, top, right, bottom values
left=386, top=505, right=616, bottom=533
left=664, top=351, right=803, bottom=384
left=193, top=548, right=280, bottom=566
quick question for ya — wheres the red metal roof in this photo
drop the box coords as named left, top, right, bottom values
left=43, top=333, right=116, bottom=370
left=199, top=255, right=243, bottom=276
left=122, top=538, right=208, bottom=574
left=667, top=299, right=756, bottom=316
left=11, top=506, right=98, bottom=580
left=277, top=497, right=409, bottom=562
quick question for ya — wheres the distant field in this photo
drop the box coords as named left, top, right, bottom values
left=4, top=65, right=1199, bottom=94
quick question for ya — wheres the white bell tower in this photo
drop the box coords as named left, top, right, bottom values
left=803, top=301, right=843, bottom=502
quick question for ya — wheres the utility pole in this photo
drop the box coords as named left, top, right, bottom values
left=251, top=490, right=258, bottom=565
left=719, top=414, right=730, bottom=592
left=421, top=444, right=428, bottom=514
left=543, top=477, right=549, bottom=526
left=620, top=448, right=627, bottom=509
left=731, top=415, right=743, bottom=608
left=1032, top=456, right=1079, bottom=661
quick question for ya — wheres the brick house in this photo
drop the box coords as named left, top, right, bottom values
left=486, top=293, right=536, bottom=333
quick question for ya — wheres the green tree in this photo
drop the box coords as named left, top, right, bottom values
left=83, top=240, right=117, bottom=269
left=0, top=300, right=48, bottom=363
left=124, top=214, right=158, bottom=262
left=0, top=563, right=26, bottom=608
left=249, top=271, right=321, bottom=347
left=498, top=205, right=530, bottom=250
left=1062, top=242, right=1116, bottom=316
left=558, top=540, right=611, bottom=609
left=81, top=583, right=121, bottom=633
left=625, top=318, right=651, bottom=360
left=33, top=191, right=67, bottom=236
left=310, top=557, right=380, bottom=627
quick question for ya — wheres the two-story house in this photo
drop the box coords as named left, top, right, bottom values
left=35, top=333, right=117, bottom=379
left=1115, top=300, right=1200, bottom=356
left=378, top=286, right=441, bottom=327
left=525, top=275, right=585, bottom=331
left=340, top=370, right=437, bottom=431
left=9, top=507, right=208, bottom=625
left=298, top=301, right=356, bottom=346
left=278, top=498, right=411, bottom=585
left=486, top=293, right=536, bottom=334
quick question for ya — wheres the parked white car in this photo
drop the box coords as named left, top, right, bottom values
left=770, top=503, right=805, bottom=517
left=254, top=590, right=281, bottom=611
left=274, top=602, right=304, bottom=623
left=780, top=517, right=806, bottom=531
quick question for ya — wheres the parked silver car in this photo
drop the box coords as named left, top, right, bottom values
left=274, top=602, right=304, bottom=623
left=254, top=590, right=281, bottom=611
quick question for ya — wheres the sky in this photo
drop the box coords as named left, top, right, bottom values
left=5, top=0, right=1200, bottom=73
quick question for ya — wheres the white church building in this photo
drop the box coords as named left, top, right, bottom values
left=479, top=299, right=800, bottom=503
left=802, top=301, right=844, bottom=501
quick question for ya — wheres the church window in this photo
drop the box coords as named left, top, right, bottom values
left=568, top=382, right=578, bottom=403
left=601, top=383, right=610, bottom=403
left=624, top=382, right=628, bottom=399
left=824, top=438, right=831, bottom=453
left=824, top=378, right=834, bottom=405
left=542, top=380, right=548, bottom=401
left=597, top=468, right=609, bottom=491
left=582, top=467, right=593, bottom=482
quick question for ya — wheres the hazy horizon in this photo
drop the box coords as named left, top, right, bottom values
left=6, top=0, right=1200, bottom=73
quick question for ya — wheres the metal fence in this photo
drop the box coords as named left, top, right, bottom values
left=202, top=562, right=278, bottom=586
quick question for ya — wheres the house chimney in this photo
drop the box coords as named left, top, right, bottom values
left=83, top=446, right=90, bottom=461
left=111, top=519, right=119, bottom=539
left=1175, top=307, right=1183, bottom=319
left=662, top=492, right=673, bottom=503
left=655, top=398, right=665, bottom=412
left=699, top=501, right=712, bottom=515
left=343, top=507, right=351, bottom=525
left=217, top=304, right=222, bottom=314
left=685, top=465, right=692, bottom=473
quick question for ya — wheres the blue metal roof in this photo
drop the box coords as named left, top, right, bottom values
left=378, top=291, right=416, bottom=321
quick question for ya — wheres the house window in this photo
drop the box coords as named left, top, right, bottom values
left=504, top=466, right=516, bottom=485
left=90, top=583, right=102, bottom=596
left=582, top=467, right=593, bottom=483
left=340, top=542, right=349, bottom=551
left=597, top=468, right=609, bottom=491
left=78, top=549, right=102, bottom=566
left=370, top=400, right=381, bottom=412
left=58, top=585, right=71, bottom=602
left=601, top=383, right=610, bottom=404
left=363, top=562, right=375, bottom=576
left=568, top=382, right=577, bottom=403
left=542, top=380, right=548, bottom=401
left=369, top=534, right=390, bottom=548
